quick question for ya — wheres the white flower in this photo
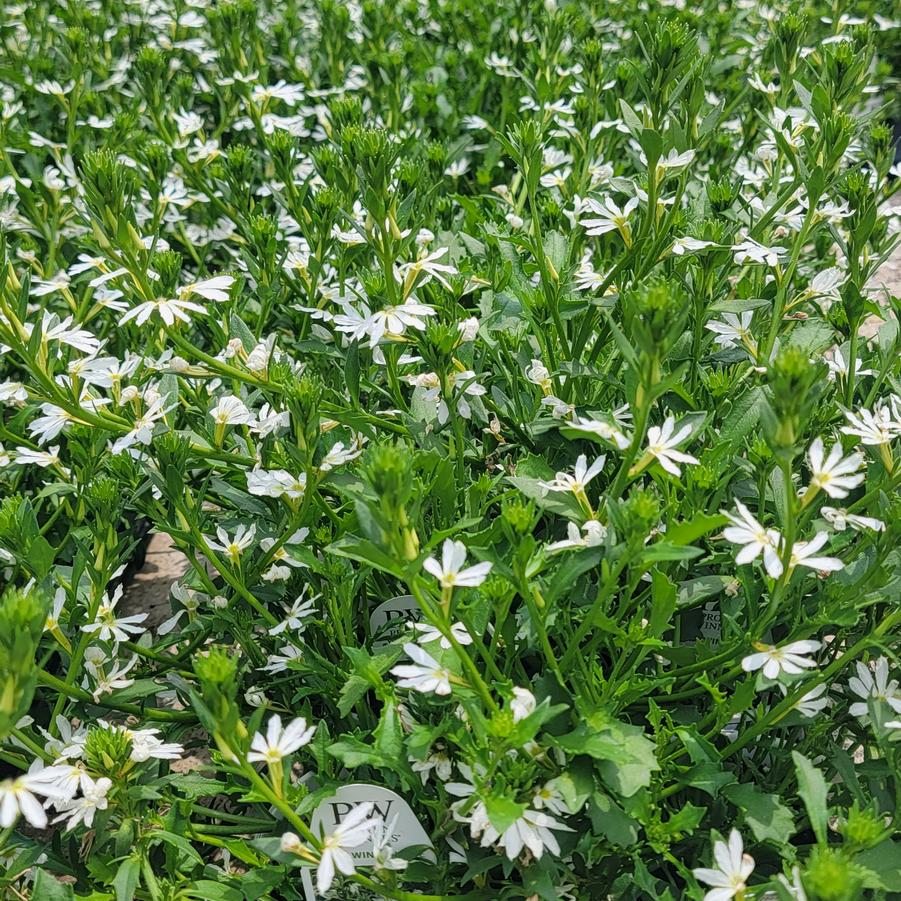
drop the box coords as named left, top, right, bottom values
left=481, top=807, right=573, bottom=860
left=371, top=815, right=408, bottom=873
left=84, top=654, right=138, bottom=700
left=411, top=749, right=453, bottom=784
left=741, top=640, right=822, bottom=679
left=532, top=782, right=569, bottom=816
left=206, top=524, right=256, bottom=562
left=316, top=802, right=379, bottom=894
left=672, top=236, right=715, bottom=255
left=547, top=520, right=606, bottom=552
left=841, top=404, right=900, bottom=446
left=705, top=312, right=753, bottom=348
left=259, top=644, right=304, bottom=674
left=338, top=300, right=436, bottom=347
left=510, top=687, right=537, bottom=723
left=722, top=500, right=784, bottom=578
left=0, top=768, right=72, bottom=828
left=656, top=148, right=696, bottom=171
left=210, top=395, right=253, bottom=426
left=28, top=404, right=75, bottom=443
left=539, top=454, right=606, bottom=494
left=423, top=539, right=492, bottom=590
left=269, top=591, right=316, bottom=635
left=580, top=196, right=638, bottom=237
left=806, top=438, right=864, bottom=498
left=81, top=584, right=148, bottom=645
left=567, top=415, right=631, bottom=450
left=121, top=296, right=206, bottom=327
left=787, top=533, right=843, bottom=573
left=644, top=416, right=699, bottom=476
left=52, top=774, right=112, bottom=830
left=525, top=359, right=551, bottom=389
left=848, top=658, right=901, bottom=719
left=396, top=247, right=458, bottom=291
left=13, top=445, right=63, bottom=468
left=692, top=829, right=755, bottom=901
left=40, top=717, right=88, bottom=760
left=126, top=728, right=184, bottom=762
left=246, top=469, right=307, bottom=499
left=733, top=238, right=786, bottom=267
left=253, top=404, right=290, bottom=437
left=0, top=380, right=28, bottom=404
left=825, top=347, right=874, bottom=381
left=39, top=313, right=102, bottom=354
left=19, top=763, right=83, bottom=801
left=247, top=714, right=316, bottom=764
left=319, top=437, right=365, bottom=472
left=43, top=589, right=66, bottom=635
left=412, top=621, right=472, bottom=649
left=821, top=506, right=884, bottom=533
left=786, top=683, right=830, bottom=718
left=391, top=643, right=453, bottom=695
left=178, top=275, right=234, bottom=302
left=110, top=396, right=172, bottom=454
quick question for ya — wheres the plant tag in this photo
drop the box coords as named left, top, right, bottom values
left=301, top=783, right=433, bottom=900
left=699, top=602, right=722, bottom=645
left=370, top=595, right=420, bottom=648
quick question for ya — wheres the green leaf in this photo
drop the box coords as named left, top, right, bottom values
left=326, top=536, right=406, bottom=579
left=556, top=717, right=659, bottom=797
left=229, top=314, right=256, bottom=351
left=857, top=839, right=901, bottom=891
left=648, top=570, right=676, bottom=638
left=113, top=857, right=142, bottom=901
left=589, top=792, right=639, bottom=846
left=677, top=728, right=735, bottom=797
left=677, top=576, right=730, bottom=608
left=546, top=548, right=605, bottom=605
left=337, top=674, right=370, bottom=717
left=792, top=751, right=829, bottom=845
left=484, top=794, right=526, bottom=833
left=185, top=881, right=244, bottom=901
left=711, top=297, right=771, bottom=313
left=723, top=784, right=795, bottom=843
left=551, top=759, right=594, bottom=813
left=27, top=535, right=56, bottom=579
left=640, top=542, right=704, bottom=563
left=666, top=514, right=727, bottom=546
left=31, top=871, right=75, bottom=901
left=543, top=230, right=568, bottom=274
left=619, top=99, right=643, bottom=137
left=344, top=341, right=360, bottom=407
left=718, top=387, right=764, bottom=449
left=374, top=700, right=404, bottom=760
left=786, top=320, right=834, bottom=355
left=148, top=829, right=204, bottom=867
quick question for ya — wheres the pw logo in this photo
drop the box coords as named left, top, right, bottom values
left=329, top=798, right=394, bottom=827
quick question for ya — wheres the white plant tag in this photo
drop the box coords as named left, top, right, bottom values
left=301, top=783, right=433, bottom=900
left=369, top=595, right=420, bottom=648
left=699, top=602, right=722, bottom=645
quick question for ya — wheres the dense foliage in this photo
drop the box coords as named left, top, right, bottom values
left=1, top=0, right=900, bottom=899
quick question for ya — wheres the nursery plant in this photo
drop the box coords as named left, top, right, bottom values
left=1, top=0, right=900, bottom=899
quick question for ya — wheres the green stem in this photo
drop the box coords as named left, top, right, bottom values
left=37, top=669, right=194, bottom=722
